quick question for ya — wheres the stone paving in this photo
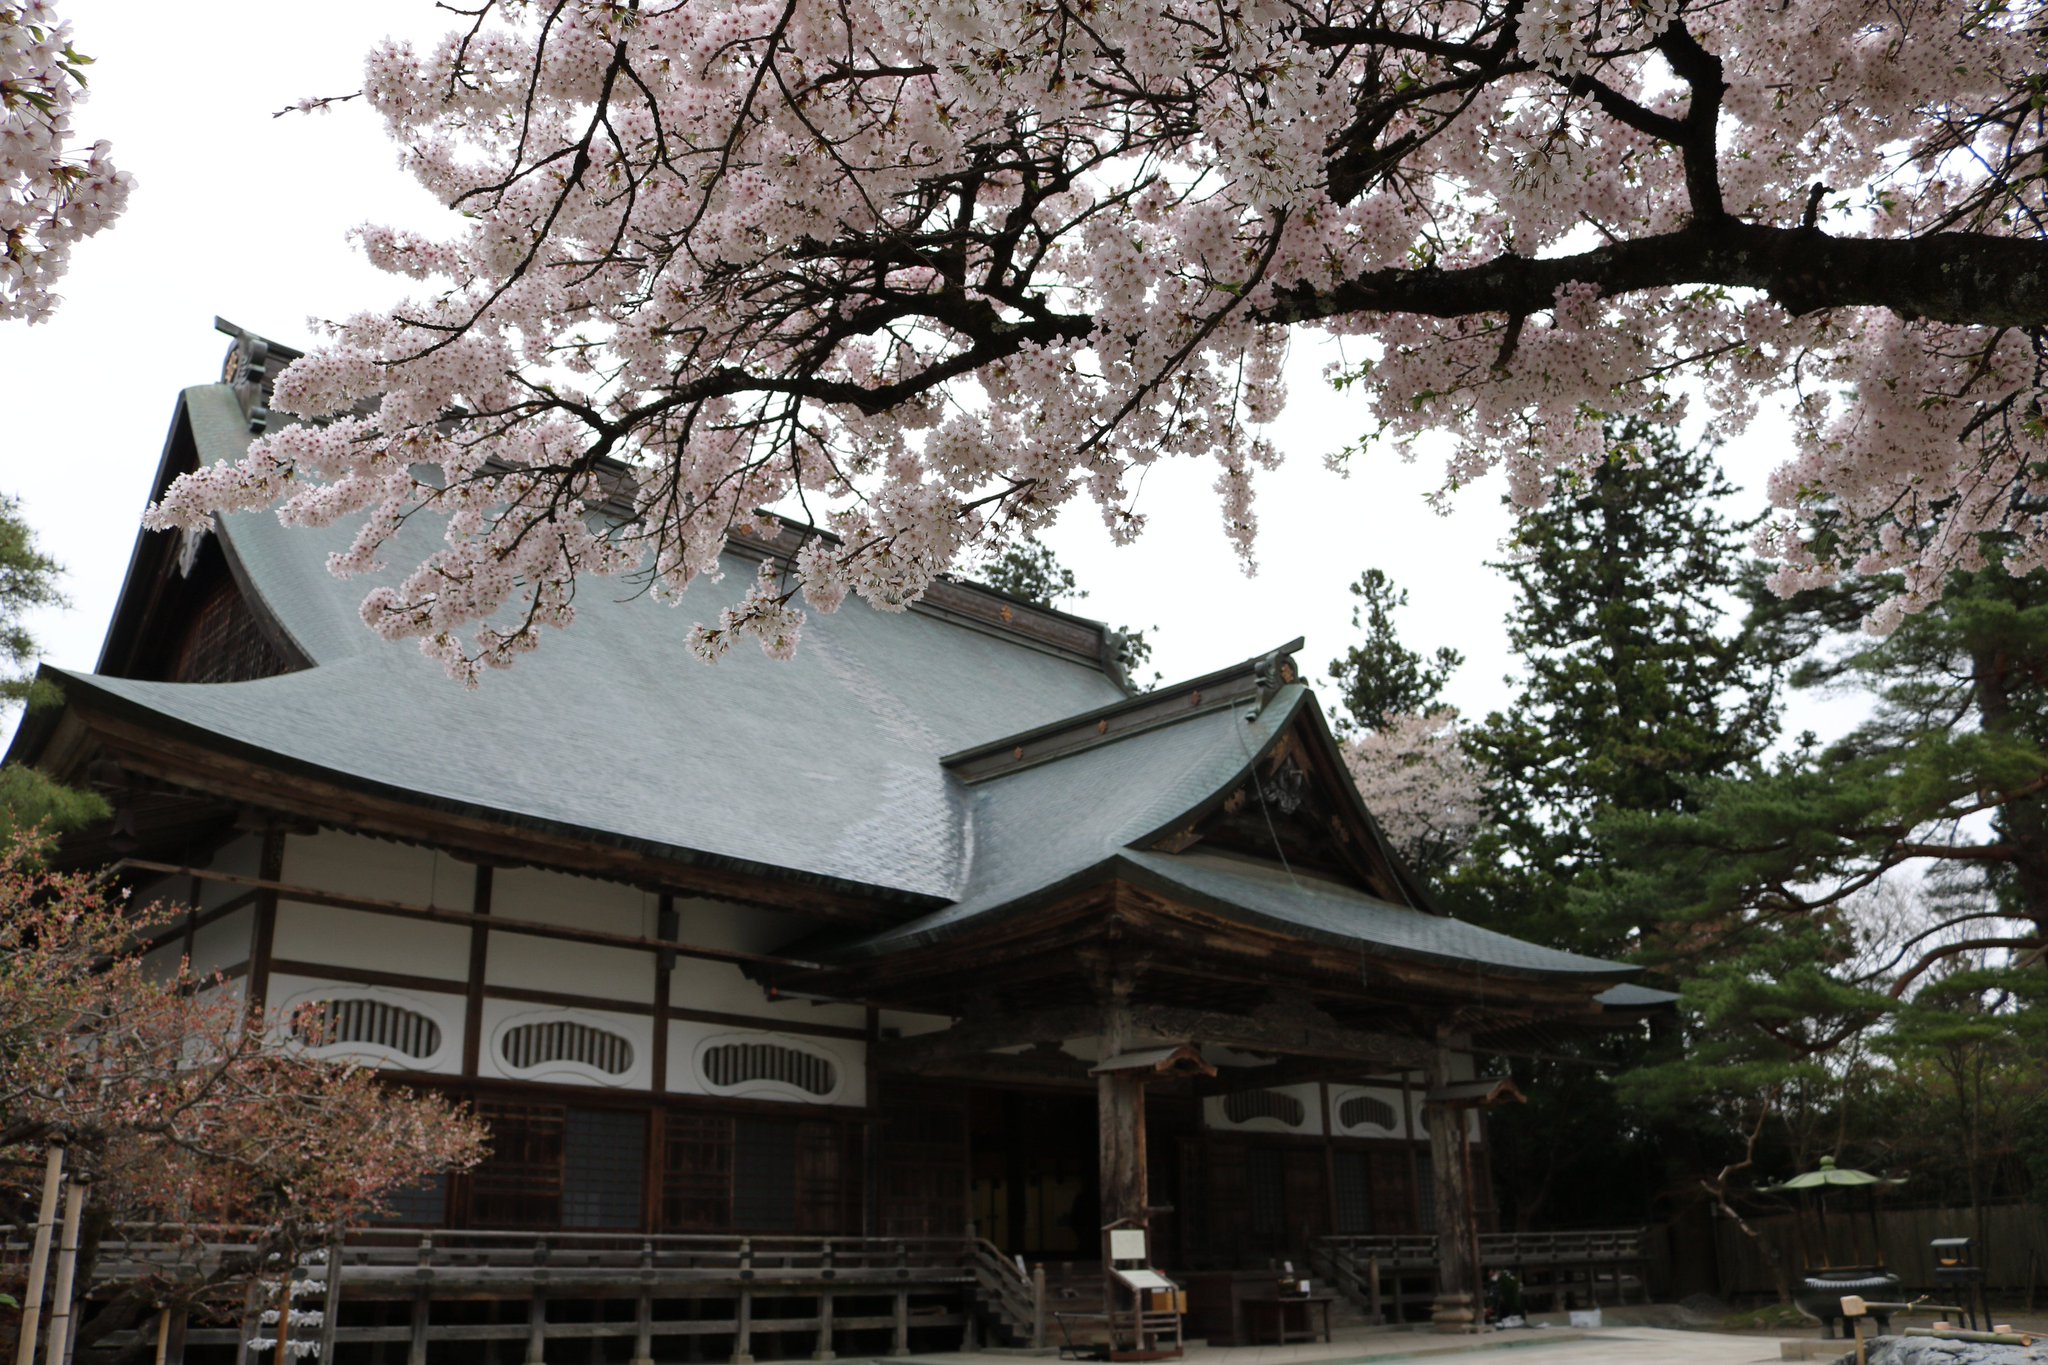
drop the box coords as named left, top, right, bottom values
left=898, top=1323, right=1790, bottom=1365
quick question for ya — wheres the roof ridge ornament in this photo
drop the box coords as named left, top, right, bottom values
left=1248, top=644, right=1301, bottom=719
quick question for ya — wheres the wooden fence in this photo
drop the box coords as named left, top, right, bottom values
left=1310, top=1229, right=1651, bottom=1322
left=3, top=1227, right=1045, bottom=1365
left=1703, top=1202, right=2048, bottom=1300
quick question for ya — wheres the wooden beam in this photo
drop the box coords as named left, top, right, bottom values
left=871, top=998, right=1432, bottom=1073
left=115, top=858, right=826, bottom=973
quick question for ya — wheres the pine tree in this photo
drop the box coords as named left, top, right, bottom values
left=1449, top=420, right=1782, bottom=1231
left=1454, top=420, right=1780, bottom=955
left=1326, top=568, right=1463, bottom=734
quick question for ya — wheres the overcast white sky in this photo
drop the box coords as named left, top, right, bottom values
left=0, top=1, right=1849, bottom=750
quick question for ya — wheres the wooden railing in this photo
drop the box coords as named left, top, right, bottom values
left=1311, top=1229, right=1652, bottom=1323
left=10, top=1227, right=997, bottom=1365
left=962, top=1237, right=1046, bottom=1348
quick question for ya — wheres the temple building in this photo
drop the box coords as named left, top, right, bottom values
left=9, top=322, right=1671, bottom=1356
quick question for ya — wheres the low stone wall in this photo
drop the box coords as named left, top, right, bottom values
left=1868, top=1335, right=2048, bottom=1365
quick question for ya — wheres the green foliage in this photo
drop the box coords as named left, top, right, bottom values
left=1453, top=420, right=1779, bottom=956
left=1599, top=565, right=2048, bottom=987
left=1326, top=567, right=1462, bottom=733
left=1438, top=421, right=1782, bottom=1229
left=975, top=537, right=1159, bottom=687
left=0, top=492, right=65, bottom=710
left=0, top=762, right=110, bottom=842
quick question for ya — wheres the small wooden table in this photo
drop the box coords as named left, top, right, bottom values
left=1241, top=1295, right=1334, bottom=1345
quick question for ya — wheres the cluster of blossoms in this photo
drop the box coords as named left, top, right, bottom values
left=1340, top=710, right=1485, bottom=869
left=0, top=828, right=484, bottom=1289
left=0, top=1, right=128, bottom=322
left=144, top=0, right=2047, bottom=672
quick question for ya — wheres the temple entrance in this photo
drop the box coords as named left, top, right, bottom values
left=969, top=1088, right=1100, bottom=1257
left=968, top=1087, right=1198, bottom=1262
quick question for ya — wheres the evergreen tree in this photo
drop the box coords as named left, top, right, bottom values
left=1450, top=420, right=1781, bottom=1231
left=0, top=493, right=108, bottom=839
left=1455, top=420, right=1780, bottom=955
left=1599, top=564, right=2048, bottom=993
left=1327, top=568, right=1463, bottom=734
left=1, top=492, right=65, bottom=712
left=1593, top=565, right=2048, bottom=1270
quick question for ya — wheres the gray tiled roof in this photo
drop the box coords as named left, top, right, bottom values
left=1116, top=848, right=1639, bottom=980
left=846, top=687, right=1311, bottom=951
left=53, top=386, right=1128, bottom=900
left=41, top=383, right=1657, bottom=990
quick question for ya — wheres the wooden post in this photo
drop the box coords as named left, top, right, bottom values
left=1095, top=988, right=1148, bottom=1228
left=15, top=1142, right=65, bottom=1365
left=318, top=1238, right=343, bottom=1364
left=272, top=1260, right=297, bottom=1365
left=165, top=1306, right=189, bottom=1365
left=410, top=1235, right=435, bottom=1365
left=234, top=1280, right=261, bottom=1365
left=1368, top=1254, right=1383, bottom=1325
left=632, top=1241, right=655, bottom=1365
left=732, top=1239, right=753, bottom=1365
left=153, top=1310, right=172, bottom=1365
left=1425, top=1040, right=1480, bottom=1334
left=525, top=1238, right=548, bottom=1365
left=42, top=1177, right=88, bottom=1365
left=1031, top=1263, right=1047, bottom=1350
left=890, top=1244, right=910, bottom=1358
left=812, top=1240, right=835, bottom=1363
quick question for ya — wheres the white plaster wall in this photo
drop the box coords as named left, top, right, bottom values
left=274, top=902, right=472, bottom=981
left=669, top=957, right=865, bottom=1028
left=1329, top=1084, right=1410, bottom=1140
left=190, top=905, right=254, bottom=975
left=195, top=834, right=265, bottom=910
left=493, top=866, right=649, bottom=936
left=281, top=829, right=475, bottom=910
left=1408, top=1088, right=1482, bottom=1143
left=1202, top=1082, right=1326, bottom=1137
left=486, top=931, right=654, bottom=1004
left=479, top=1000, right=652, bottom=1089
left=140, top=940, right=186, bottom=986
left=666, top=1020, right=866, bottom=1105
left=877, top=1009, right=952, bottom=1038
left=268, top=972, right=465, bottom=1075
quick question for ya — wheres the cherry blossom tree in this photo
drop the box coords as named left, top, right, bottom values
left=0, top=1, right=128, bottom=323
left=147, top=0, right=2047, bottom=677
left=1341, top=708, right=1484, bottom=873
left=0, top=829, right=485, bottom=1359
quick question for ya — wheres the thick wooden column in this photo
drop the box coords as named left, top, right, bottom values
left=1426, top=1038, right=1480, bottom=1333
left=1096, top=985, right=1148, bottom=1231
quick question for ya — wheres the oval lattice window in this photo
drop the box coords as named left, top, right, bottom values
left=296, top=998, right=441, bottom=1060
left=1338, top=1094, right=1398, bottom=1132
left=1222, top=1089, right=1305, bottom=1127
left=500, top=1020, right=633, bottom=1075
left=700, top=1040, right=838, bottom=1096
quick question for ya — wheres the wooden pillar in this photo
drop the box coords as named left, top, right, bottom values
left=1425, top=1039, right=1480, bottom=1334
left=632, top=1241, right=656, bottom=1365
left=15, top=1141, right=65, bottom=1365
left=246, top=828, right=285, bottom=1015
left=1095, top=984, right=1148, bottom=1230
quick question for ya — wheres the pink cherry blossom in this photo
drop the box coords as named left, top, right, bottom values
left=142, top=0, right=2048, bottom=671
left=0, top=2, right=128, bottom=323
